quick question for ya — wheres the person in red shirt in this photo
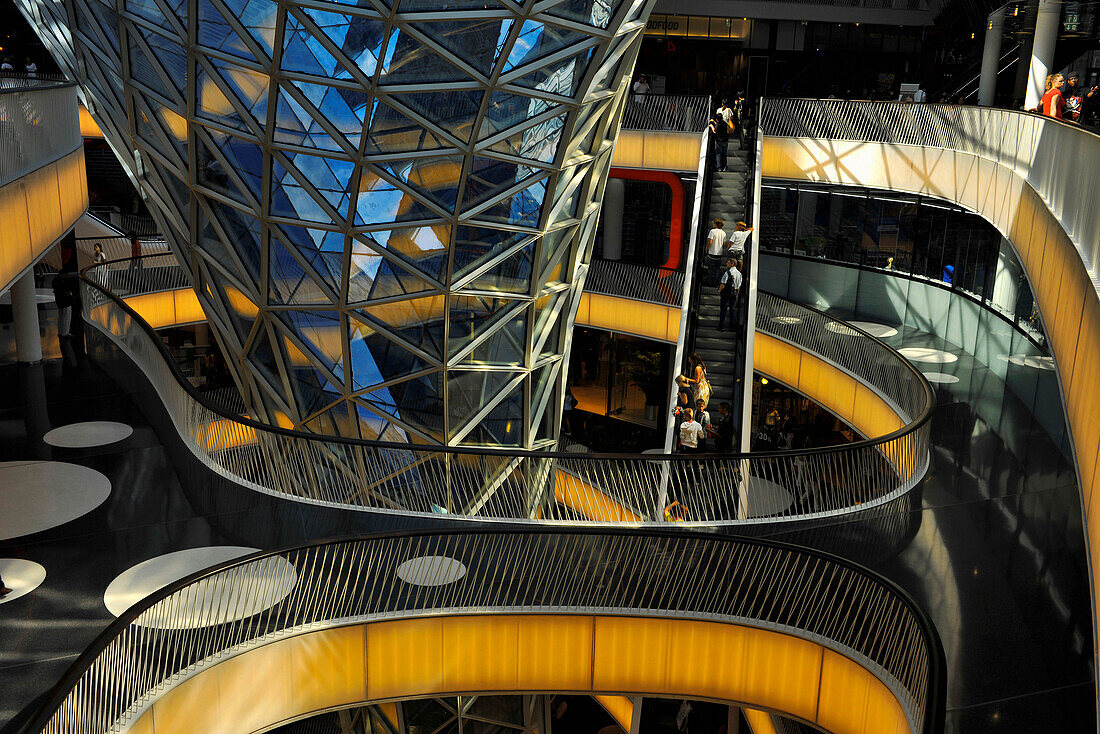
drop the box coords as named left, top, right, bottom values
left=1041, top=74, right=1065, bottom=119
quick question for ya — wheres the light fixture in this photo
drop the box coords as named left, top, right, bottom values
left=760, top=378, right=769, bottom=385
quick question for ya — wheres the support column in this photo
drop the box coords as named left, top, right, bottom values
left=601, top=177, right=625, bottom=260
left=11, top=272, right=42, bottom=364
left=979, top=6, right=1007, bottom=106
left=1024, top=0, right=1062, bottom=110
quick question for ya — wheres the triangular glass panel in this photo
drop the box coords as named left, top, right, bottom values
left=281, top=12, right=350, bottom=78
left=360, top=295, right=445, bottom=360
left=458, top=311, right=527, bottom=366
left=268, top=237, right=332, bottom=305
left=468, top=174, right=547, bottom=228
left=379, top=27, right=471, bottom=84
left=207, top=55, right=270, bottom=124
left=448, top=294, right=519, bottom=356
left=282, top=81, right=368, bottom=150
left=225, top=0, right=278, bottom=56
left=379, top=156, right=462, bottom=213
left=347, top=242, right=436, bottom=303
left=358, top=226, right=449, bottom=282
left=301, top=7, right=385, bottom=78
left=273, top=87, right=340, bottom=153
left=205, top=129, right=264, bottom=201
left=197, top=64, right=254, bottom=132
left=86, top=0, right=121, bottom=52
left=512, top=46, right=595, bottom=98
left=502, top=19, right=591, bottom=74
left=245, top=326, right=284, bottom=393
left=289, top=151, right=355, bottom=217
left=143, top=31, right=187, bottom=95
left=364, top=98, right=449, bottom=155
left=452, top=226, right=530, bottom=278
left=202, top=259, right=259, bottom=343
left=349, top=400, right=410, bottom=443
left=125, top=0, right=181, bottom=35
left=388, top=90, right=483, bottom=144
left=198, top=0, right=262, bottom=65
left=204, top=196, right=263, bottom=281
left=446, top=370, right=520, bottom=441
left=274, top=224, right=345, bottom=292
left=461, top=381, right=525, bottom=447
left=359, top=371, right=444, bottom=440
left=303, top=402, right=356, bottom=438
left=415, top=18, right=514, bottom=77
left=543, top=0, right=617, bottom=29
left=356, top=169, right=439, bottom=225
left=347, top=315, right=436, bottom=391
left=489, top=114, right=566, bottom=163
left=538, top=224, right=577, bottom=284
left=398, top=0, right=507, bottom=8
left=127, top=36, right=173, bottom=100
left=479, top=91, right=557, bottom=140
left=276, top=310, right=343, bottom=376
left=462, top=156, right=539, bottom=212
left=465, top=242, right=534, bottom=294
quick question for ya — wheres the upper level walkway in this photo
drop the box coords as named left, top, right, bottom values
left=0, top=77, right=87, bottom=293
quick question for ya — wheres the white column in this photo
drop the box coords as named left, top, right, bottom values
left=741, top=121, right=763, bottom=453
left=11, top=272, right=43, bottom=364
left=601, top=177, right=625, bottom=260
left=1024, top=0, right=1061, bottom=110
left=979, top=6, right=1006, bottom=106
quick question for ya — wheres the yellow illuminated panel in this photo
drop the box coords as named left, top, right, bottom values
left=611, top=130, right=701, bottom=173
left=554, top=470, right=642, bottom=522
left=125, top=614, right=912, bottom=734
left=575, top=292, right=679, bottom=343
left=123, top=289, right=206, bottom=329
left=0, top=148, right=87, bottom=293
left=192, top=419, right=258, bottom=452
left=744, top=709, right=779, bottom=734
left=78, top=105, right=104, bottom=138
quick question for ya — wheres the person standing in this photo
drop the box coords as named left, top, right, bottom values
left=705, top=217, right=727, bottom=285
left=52, top=264, right=78, bottom=338
left=716, top=98, right=734, bottom=130
left=708, top=114, right=730, bottom=171
left=685, top=353, right=710, bottom=408
left=718, top=257, right=742, bottom=331
left=678, top=408, right=705, bottom=453
left=0, top=58, right=13, bottom=72
left=714, top=402, right=735, bottom=452
left=632, top=74, right=650, bottom=103
left=726, top=221, right=753, bottom=258
left=92, top=243, right=106, bottom=264
left=1041, top=74, right=1065, bottom=119
left=128, top=232, right=143, bottom=274
left=1062, top=74, right=1098, bottom=124
left=695, top=398, right=712, bottom=451
left=24, top=58, right=38, bottom=78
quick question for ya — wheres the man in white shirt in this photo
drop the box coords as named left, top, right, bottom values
left=705, top=217, right=726, bottom=285
left=718, top=257, right=742, bottom=331
left=632, top=75, right=650, bottom=103
left=679, top=408, right=705, bottom=453
left=695, top=399, right=712, bottom=451
left=726, top=221, right=752, bottom=257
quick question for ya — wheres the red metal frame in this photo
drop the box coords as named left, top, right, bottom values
left=608, top=167, right=685, bottom=271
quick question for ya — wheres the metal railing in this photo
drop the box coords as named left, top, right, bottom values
left=621, top=94, right=712, bottom=132
left=583, top=258, right=685, bottom=306
left=20, top=529, right=945, bottom=734
left=0, top=71, right=69, bottom=89
left=0, top=81, right=80, bottom=188
left=80, top=254, right=932, bottom=525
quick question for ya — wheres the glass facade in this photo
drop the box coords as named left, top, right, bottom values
left=16, top=0, right=657, bottom=448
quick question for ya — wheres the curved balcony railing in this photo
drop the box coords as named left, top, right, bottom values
left=80, top=254, right=932, bottom=525
left=0, top=79, right=80, bottom=188
left=620, top=93, right=712, bottom=132
left=19, top=529, right=946, bottom=734
left=583, top=257, right=685, bottom=306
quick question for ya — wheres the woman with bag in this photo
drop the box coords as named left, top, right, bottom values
left=684, top=353, right=711, bottom=409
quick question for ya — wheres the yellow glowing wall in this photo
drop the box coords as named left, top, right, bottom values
left=123, top=289, right=206, bottom=329
left=121, top=615, right=912, bottom=734
left=762, top=132, right=1100, bottom=679
left=0, top=148, right=87, bottom=293
left=575, top=292, right=680, bottom=343
left=611, top=130, right=702, bottom=173
left=78, top=105, right=104, bottom=138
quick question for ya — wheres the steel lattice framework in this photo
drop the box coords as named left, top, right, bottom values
left=17, top=0, right=653, bottom=448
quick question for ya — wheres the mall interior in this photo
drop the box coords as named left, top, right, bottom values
left=0, top=0, right=1099, bottom=730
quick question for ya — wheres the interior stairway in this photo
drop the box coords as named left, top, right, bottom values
left=692, top=150, right=750, bottom=410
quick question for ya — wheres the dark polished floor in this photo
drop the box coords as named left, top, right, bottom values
left=0, top=314, right=1094, bottom=732
left=756, top=323, right=1094, bottom=731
